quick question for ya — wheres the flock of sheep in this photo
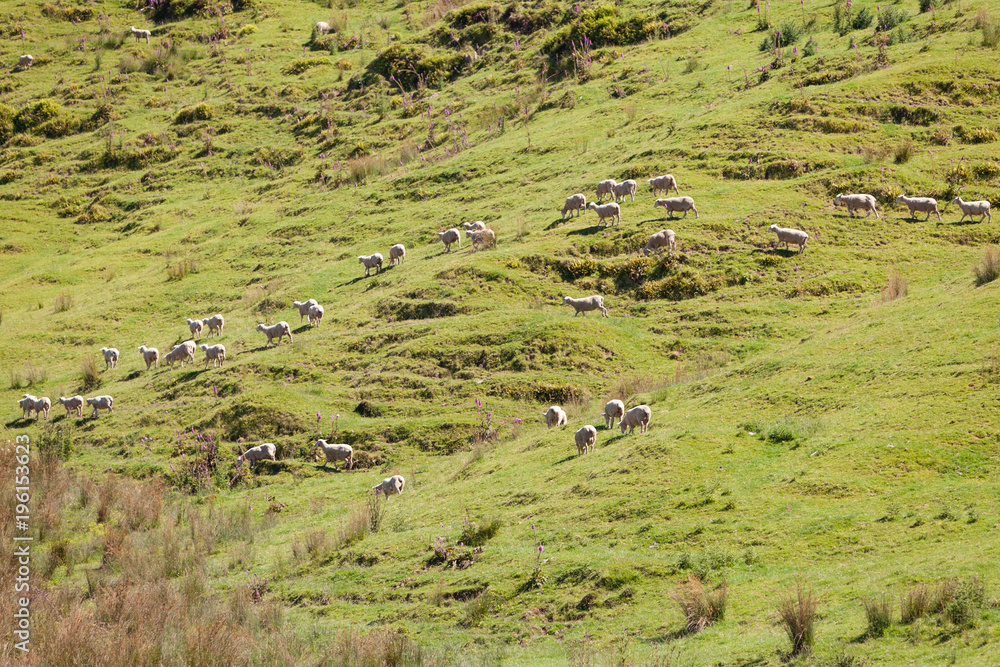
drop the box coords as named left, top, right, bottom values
left=544, top=400, right=652, bottom=456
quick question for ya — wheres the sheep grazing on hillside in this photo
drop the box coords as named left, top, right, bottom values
left=185, top=318, right=204, bottom=339
left=86, top=395, right=113, bottom=418
left=648, top=174, right=680, bottom=196
left=235, top=443, right=276, bottom=468
left=895, top=194, right=941, bottom=222
left=373, top=475, right=405, bottom=496
left=293, top=299, right=318, bottom=323
left=769, top=224, right=809, bottom=254
left=308, top=304, right=324, bottom=326
left=575, top=425, right=597, bottom=455
left=389, top=244, right=406, bottom=265
left=200, top=344, right=226, bottom=369
left=562, top=295, right=608, bottom=317
left=833, top=193, right=879, bottom=218
left=562, top=194, right=587, bottom=219
left=952, top=196, right=992, bottom=223
left=467, top=228, right=496, bottom=251
left=358, top=254, right=383, bottom=277
left=316, top=21, right=331, bottom=34
left=438, top=228, right=461, bottom=252
left=138, top=345, right=159, bottom=370
left=588, top=201, right=621, bottom=227
left=18, top=395, right=36, bottom=419
left=17, top=55, right=33, bottom=70
left=654, top=197, right=698, bottom=219
left=619, top=404, right=651, bottom=435
left=100, top=347, right=119, bottom=370
left=204, top=314, right=225, bottom=337
left=256, top=322, right=292, bottom=346
left=462, top=221, right=486, bottom=232
left=613, top=179, right=638, bottom=202
left=130, top=26, right=151, bottom=44
left=59, top=395, right=84, bottom=418
left=603, top=400, right=625, bottom=429
left=544, top=405, right=568, bottom=428
left=643, top=229, right=676, bottom=257
left=163, top=341, right=196, bottom=368
left=596, top=179, right=617, bottom=202
left=315, top=439, right=353, bottom=470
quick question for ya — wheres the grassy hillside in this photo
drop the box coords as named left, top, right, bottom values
left=3, top=0, right=1000, bottom=663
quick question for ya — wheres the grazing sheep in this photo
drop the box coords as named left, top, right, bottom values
left=17, top=55, right=33, bottom=70
left=619, top=404, right=651, bottom=435
left=562, top=295, right=608, bottom=317
left=18, top=395, right=36, bottom=419
left=562, top=194, right=587, bottom=219
left=138, top=345, right=159, bottom=370
left=389, top=244, right=406, bottom=265
left=462, top=221, right=487, bottom=232
left=185, top=318, right=204, bottom=339
left=648, top=174, right=680, bottom=196
left=316, top=21, right=331, bottom=34
left=895, top=194, right=941, bottom=222
left=28, top=396, right=51, bottom=420
left=596, top=179, right=617, bottom=202
left=162, top=341, right=196, bottom=368
left=256, top=321, right=292, bottom=346
left=200, top=344, right=226, bottom=369
left=643, top=229, right=676, bottom=257
left=544, top=405, right=568, bottom=428
left=951, top=196, right=992, bottom=223
left=603, top=400, right=625, bottom=429
left=833, top=193, right=879, bottom=218
left=293, top=299, right=318, bottom=323
left=130, top=26, right=151, bottom=44
left=58, top=395, right=84, bottom=418
left=373, top=475, right=405, bottom=496
left=358, top=253, right=383, bottom=277
left=438, top=228, right=461, bottom=252
left=307, top=304, right=324, bottom=326
left=587, top=201, right=621, bottom=227
left=467, top=228, right=496, bottom=251
left=613, top=179, right=638, bottom=202
left=575, top=425, right=597, bottom=455
left=235, top=442, right=276, bottom=468
left=100, top=347, right=119, bottom=370
left=315, top=439, right=353, bottom=470
left=86, top=395, right=113, bottom=418
left=204, top=314, right=225, bottom=337
left=769, top=224, right=809, bottom=254
left=654, top=197, right=698, bottom=219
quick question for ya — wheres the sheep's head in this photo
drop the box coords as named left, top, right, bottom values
left=255, top=323, right=265, bottom=332
left=619, top=420, right=627, bottom=434
left=562, top=296, right=571, bottom=304
left=769, top=224, right=779, bottom=232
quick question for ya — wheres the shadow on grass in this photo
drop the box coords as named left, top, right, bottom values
left=545, top=218, right=576, bottom=230
left=122, top=370, right=142, bottom=381
left=552, top=454, right=582, bottom=465
left=566, top=225, right=606, bottom=236
left=5, top=418, right=35, bottom=428
left=749, top=247, right=800, bottom=258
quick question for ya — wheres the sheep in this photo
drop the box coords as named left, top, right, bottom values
left=308, top=304, right=324, bottom=326
left=833, top=193, right=879, bottom=218
left=562, top=295, right=608, bottom=317
left=293, top=299, right=319, bottom=323
left=373, top=475, right=405, bottom=496
left=204, top=314, right=225, bottom=336
left=438, top=228, right=461, bottom=252
left=315, top=439, right=353, bottom=470
left=100, top=347, right=119, bottom=370
left=642, top=229, right=676, bottom=257
left=613, top=179, right=638, bottom=203
left=619, top=404, right=651, bottom=435
left=162, top=341, right=196, bottom=367
left=654, top=197, right=699, bottom=220
left=467, top=228, right=496, bottom=251
left=316, top=21, right=331, bottom=35
left=596, top=179, right=617, bottom=202
left=200, top=344, right=226, bottom=369
left=358, top=253, right=383, bottom=277
left=575, top=425, right=597, bottom=455
left=58, top=395, right=84, bottom=418
left=130, top=26, right=151, bottom=44
left=587, top=201, right=621, bottom=227
left=895, top=194, right=941, bottom=222
left=648, top=174, right=680, bottom=196
left=30, top=396, right=51, bottom=420
left=17, top=55, right=33, bottom=70
left=603, top=400, right=625, bottom=429
left=951, top=196, right=992, bottom=224
left=185, top=318, right=204, bottom=339
left=562, top=194, right=587, bottom=219
left=138, top=345, right=159, bottom=370
left=389, top=244, right=406, bottom=265
left=18, top=395, right=37, bottom=419
left=256, top=321, right=292, bottom=346
left=462, top=221, right=487, bottom=232
left=235, top=442, right=276, bottom=468
left=769, top=224, right=809, bottom=254
left=544, top=405, right=568, bottom=428
left=86, top=395, right=113, bottom=418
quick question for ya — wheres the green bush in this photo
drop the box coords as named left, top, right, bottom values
left=14, top=100, right=64, bottom=133
left=876, top=5, right=907, bottom=31
left=174, top=103, right=213, bottom=124
left=367, top=43, right=464, bottom=90
left=759, top=21, right=802, bottom=51
left=852, top=7, right=874, bottom=30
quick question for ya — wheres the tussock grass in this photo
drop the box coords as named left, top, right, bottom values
left=80, top=356, right=101, bottom=392
left=880, top=268, right=908, bottom=302
left=776, top=583, right=817, bottom=656
left=672, top=575, right=727, bottom=633
left=863, top=593, right=893, bottom=637
left=972, top=246, right=1000, bottom=286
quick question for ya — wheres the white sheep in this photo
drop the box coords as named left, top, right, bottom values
left=603, top=400, right=625, bottom=429
left=293, top=299, right=319, bottom=323
left=30, top=396, right=51, bottom=420
left=467, top=228, right=496, bottom=251
left=58, top=395, right=84, bottom=418
left=308, top=303, right=324, bottom=326
left=138, top=345, right=159, bottom=370
left=562, top=295, right=608, bottom=317
left=316, top=21, right=331, bottom=35
left=613, top=179, right=638, bottom=203
left=562, top=194, right=587, bottom=219
left=951, top=196, right=992, bottom=223
left=130, top=26, right=151, bottom=44
left=256, top=321, right=292, bottom=346
left=185, top=318, right=204, bottom=339
left=438, top=228, right=461, bottom=252
left=596, top=179, right=617, bottom=202
left=648, top=174, right=680, bottom=196
left=769, top=224, right=809, bottom=254
left=462, top=221, right=487, bottom=232
left=587, top=201, right=621, bottom=227
left=359, top=253, right=383, bottom=277
left=643, top=229, right=676, bottom=257
left=575, top=425, right=597, bottom=455
left=18, top=395, right=36, bottom=419
left=100, top=347, right=119, bottom=370
left=86, top=395, right=113, bottom=418
left=162, top=341, right=196, bottom=368
left=654, top=197, right=698, bottom=219
left=315, top=439, right=353, bottom=470
left=895, top=195, right=941, bottom=222
left=373, top=475, right=405, bottom=496
left=619, top=404, right=651, bottom=435
left=235, top=442, right=277, bottom=468
left=204, top=314, right=225, bottom=336
left=833, top=193, right=879, bottom=218
left=544, top=405, right=568, bottom=428
left=389, top=244, right=406, bottom=265
left=200, top=344, right=226, bottom=369
left=17, top=55, right=33, bottom=70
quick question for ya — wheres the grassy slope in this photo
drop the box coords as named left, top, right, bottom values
left=3, top=0, right=1000, bottom=662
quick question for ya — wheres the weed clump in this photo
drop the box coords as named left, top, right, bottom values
left=80, top=356, right=101, bottom=392
left=459, top=516, right=502, bottom=547
left=973, top=246, right=1000, bottom=286
left=673, top=575, right=727, bottom=633
left=174, top=103, right=213, bottom=124
left=776, top=582, right=817, bottom=656
left=880, top=269, right=908, bottom=302
left=863, top=594, right=893, bottom=637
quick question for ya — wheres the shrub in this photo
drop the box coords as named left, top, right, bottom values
left=983, top=20, right=1000, bottom=47
left=174, top=103, right=213, bottom=124
left=673, top=575, right=727, bottom=633
left=973, top=246, right=1000, bottom=286
left=876, top=5, right=907, bottom=31
left=759, top=21, right=802, bottom=50
left=37, top=424, right=75, bottom=460
left=852, top=7, right=874, bottom=30
left=802, top=36, right=818, bottom=56
left=919, top=0, right=936, bottom=11
left=461, top=591, right=500, bottom=627
left=459, top=516, right=502, bottom=547
left=776, top=583, right=817, bottom=656
left=880, top=269, right=908, bottom=302
left=964, top=128, right=1000, bottom=144
left=80, top=356, right=101, bottom=392
left=893, top=140, right=915, bottom=164
left=14, top=100, right=65, bottom=133
left=863, top=594, right=893, bottom=637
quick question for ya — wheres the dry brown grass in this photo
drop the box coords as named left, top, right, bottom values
left=672, top=575, right=728, bottom=633
left=776, top=582, right=818, bottom=656
left=880, top=268, right=908, bottom=302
